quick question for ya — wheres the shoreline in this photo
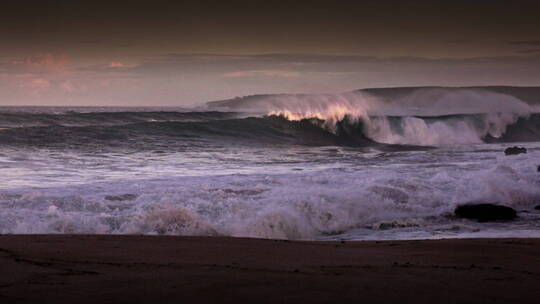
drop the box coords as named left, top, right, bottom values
left=1, top=235, right=540, bottom=303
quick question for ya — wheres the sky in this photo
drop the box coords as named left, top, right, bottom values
left=1, top=0, right=540, bottom=106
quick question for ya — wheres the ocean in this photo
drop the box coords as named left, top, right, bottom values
left=1, top=87, right=539, bottom=240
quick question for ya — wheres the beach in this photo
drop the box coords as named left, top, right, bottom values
left=1, top=235, right=539, bottom=303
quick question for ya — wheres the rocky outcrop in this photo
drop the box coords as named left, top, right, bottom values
left=455, top=204, right=517, bottom=222
left=504, top=146, right=527, bottom=156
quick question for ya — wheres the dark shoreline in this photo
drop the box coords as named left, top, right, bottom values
left=1, top=235, right=539, bottom=303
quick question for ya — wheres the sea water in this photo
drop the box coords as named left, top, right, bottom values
left=1, top=88, right=539, bottom=240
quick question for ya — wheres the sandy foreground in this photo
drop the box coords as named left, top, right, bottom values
left=0, top=235, right=539, bottom=303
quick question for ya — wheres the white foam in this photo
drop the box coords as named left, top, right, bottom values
left=1, top=144, right=539, bottom=240
left=252, top=88, right=533, bottom=146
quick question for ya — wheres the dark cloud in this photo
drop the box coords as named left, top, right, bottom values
left=104, top=53, right=540, bottom=74
left=516, top=49, right=540, bottom=54
left=1, top=1, right=540, bottom=105
left=80, top=40, right=102, bottom=44
left=1, top=1, right=540, bottom=58
left=508, top=40, right=540, bottom=46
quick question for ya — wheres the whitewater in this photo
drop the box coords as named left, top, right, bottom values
left=1, top=87, right=539, bottom=240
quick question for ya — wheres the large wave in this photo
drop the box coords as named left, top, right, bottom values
left=208, top=88, right=539, bottom=146
left=0, top=88, right=539, bottom=149
left=2, top=113, right=539, bottom=150
left=1, top=88, right=540, bottom=240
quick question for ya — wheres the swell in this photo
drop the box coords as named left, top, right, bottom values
left=0, top=115, right=375, bottom=149
left=0, top=113, right=539, bottom=150
left=0, top=111, right=238, bottom=129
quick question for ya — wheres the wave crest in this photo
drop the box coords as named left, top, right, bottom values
left=258, top=89, right=535, bottom=146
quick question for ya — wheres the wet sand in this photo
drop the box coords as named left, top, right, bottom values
left=0, top=235, right=539, bottom=303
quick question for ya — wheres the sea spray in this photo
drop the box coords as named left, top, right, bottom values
left=257, top=89, right=534, bottom=145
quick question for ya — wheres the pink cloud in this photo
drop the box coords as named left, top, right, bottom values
left=109, top=61, right=125, bottom=68
left=14, top=73, right=35, bottom=79
left=26, top=78, right=50, bottom=90
left=0, top=53, right=80, bottom=97
left=12, top=78, right=51, bottom=97
left=223, top=70, right=300, bottom=78
left=60, top=80, right=76, bottom=93
left=11, top=53, right=69, bottom=73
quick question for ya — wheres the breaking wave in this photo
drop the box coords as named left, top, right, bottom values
left=0, top=88, right=539, bottom=149
left=1, top=87, right=540, bottom=240
left=3, top=113, right=539, bottom=149
left=210, top=88, right=540, bottom=146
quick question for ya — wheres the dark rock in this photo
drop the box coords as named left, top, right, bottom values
left=537, top=165, right=540, bottom=172
left=504, top=146, right=527, bottom=156
left=454, top=203, right=517, bottom=222
left=105, top=194, right=138, bottom=201
left=535, top=205, right=540, bottom=210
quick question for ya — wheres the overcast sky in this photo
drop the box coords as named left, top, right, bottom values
left=1, top=0, right=540, bottom=106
